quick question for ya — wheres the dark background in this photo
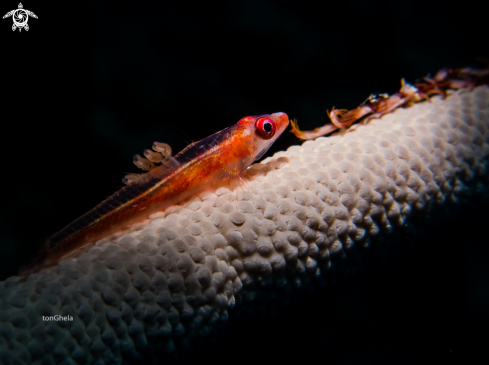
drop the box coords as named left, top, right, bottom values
left=1, top=0, right=488, bottom=364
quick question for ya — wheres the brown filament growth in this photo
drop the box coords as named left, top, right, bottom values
left=291, top=63, right=489, bottom=140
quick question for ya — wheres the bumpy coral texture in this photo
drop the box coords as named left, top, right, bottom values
left=1, top=87, right=488, bottom=364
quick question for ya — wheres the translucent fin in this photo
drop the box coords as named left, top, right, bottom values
left=152, top=141, right=172, bottom=157
left=144, top=149, right=164, bottom=163
left=157, top=156, right=180, bottom=174
left=122, top=173, right=141, bottom=185
left=133, top=154, right=155, bottom=171
left=174, top=125, right=239, bottom=166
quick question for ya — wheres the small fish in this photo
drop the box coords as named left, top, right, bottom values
left=22, top=113, right=289, bottom=274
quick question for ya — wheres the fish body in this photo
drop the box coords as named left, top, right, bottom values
left=23, top=113, right=289, bottom=273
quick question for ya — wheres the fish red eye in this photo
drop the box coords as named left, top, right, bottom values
left=255, top=117, right=276, bottom=139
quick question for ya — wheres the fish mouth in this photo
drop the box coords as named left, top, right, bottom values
left=271, top=112, right=290, bottom=135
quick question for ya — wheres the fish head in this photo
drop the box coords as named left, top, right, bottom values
left=237, top=112, right=289, bottom=161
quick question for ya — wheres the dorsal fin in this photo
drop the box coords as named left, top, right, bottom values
left=124, top=141, right=174, bottom=184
